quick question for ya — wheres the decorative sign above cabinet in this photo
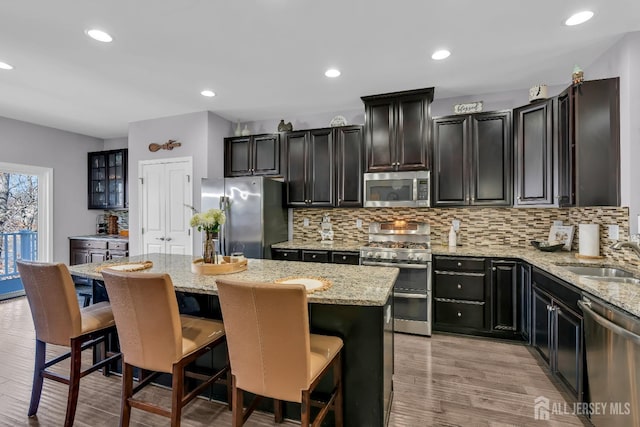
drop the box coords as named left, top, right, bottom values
left=453, top=101, right=483, bottom=114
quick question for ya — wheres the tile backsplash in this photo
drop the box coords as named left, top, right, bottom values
left=292, top=206, right=639, bottom=268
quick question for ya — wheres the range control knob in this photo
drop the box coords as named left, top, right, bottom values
left=415, top=254, right=423, bottom=262
left=366, top=252, right=373, bottom=258
left=374, top=252, right=382, bottom=259
left=391, top=253, right=398, bottom=259
left=407, top=253, right=415, bottom=260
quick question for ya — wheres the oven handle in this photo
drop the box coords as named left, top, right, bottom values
left=393, top=292, right=428, bottom=299
left=362, top=260, right=428, bottom=269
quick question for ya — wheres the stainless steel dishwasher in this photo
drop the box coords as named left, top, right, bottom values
left=578, top=295, right=640, bottom=427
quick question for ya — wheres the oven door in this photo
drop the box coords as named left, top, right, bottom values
left=393, top=291, right=431, bottom=336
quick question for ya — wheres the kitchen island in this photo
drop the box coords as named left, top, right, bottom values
left=68, top=253, right=398, bottom=427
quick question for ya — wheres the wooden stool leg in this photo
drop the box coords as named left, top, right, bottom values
left=28, top=339, right=46, bottom=416
left=231, top=376, right=244, bottom=427
left=171, top=362, right=184, bottom=427
left=64, top=338, right=82, bottom=427
left=301, top=390, right=311, bottom=427
left=121, top=363, right=134, bottom=427
left=274, top=399, right=284, bottom=423
left=334, top=353, right=344, bottom=427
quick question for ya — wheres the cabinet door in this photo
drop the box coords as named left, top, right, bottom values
left=520, top=263, right=531, bottom=342
left=471, top=111, right=512, bottom=206
left=252, top=134, right=280, bottom=176
left=70, top=249, right=88, bottom=266
left=335, top=126, right=363, bottom=207
left=554, top=302, right=583, bottom=398
left=433, top=115, right=469, bottom=206
left=514, top=100, right=554, bottom=205
left=271, top=249, right=301, bottom=261
left=88, top=250, right=107, bottom=263
left=307, top=129, right=334, bottom=206
left=396, top=95, right=429, bottom=171
left=88, top=149, right=127, bottom=209
left=285, top=131, right=308, bottom=206
left=573, top=78, right=620, bottom=206
left=557, top=89, right=574, bottom=206
left=532, top=286, right=552, bottom=364
left=490, top=261, right=518, bottom=332
left=363, top=98, right=395, bottom=172
left=224, top=137, right=252, bottom=177
left=88, top=152, right=107, bottom=209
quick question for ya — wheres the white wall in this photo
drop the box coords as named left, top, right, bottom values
left=103, top=137, right=128, bottom=150
left=0, top=116, right=104, bottom=262
left=244, top=109, right=365, bottom=135
left=127, top=111, right=231, bottom=255
left=588, top=31, right=640, bottom=233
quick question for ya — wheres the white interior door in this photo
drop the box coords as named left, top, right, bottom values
left=140, top=158, right=192, bottom=255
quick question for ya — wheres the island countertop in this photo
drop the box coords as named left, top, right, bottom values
left=67, top=253, right=398, bottom=306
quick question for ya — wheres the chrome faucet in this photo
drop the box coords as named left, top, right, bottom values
left=610, top=241, right=640, bottom=257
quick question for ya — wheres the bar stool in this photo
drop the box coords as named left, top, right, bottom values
left=100, top=269, right=230, bottom=427
left=216, top=278, right=343, bottom=427
left=16, top=260, right=121, bottom=427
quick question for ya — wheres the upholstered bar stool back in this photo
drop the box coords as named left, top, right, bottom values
left=101, top=269, right=230, bottom=427
left=100, top=271, right=183, bottom=373
left=216, top=278, right=343, bottom=426
left=17, top=260, right=120, bottom=427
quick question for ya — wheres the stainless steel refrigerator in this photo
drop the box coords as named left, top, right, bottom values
left=201, top=176, right=288, bottom=259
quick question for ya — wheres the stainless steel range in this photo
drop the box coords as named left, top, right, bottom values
left=360, top=221, right=432, bottom=336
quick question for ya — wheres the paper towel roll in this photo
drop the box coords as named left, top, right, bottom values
left=579, top=224, right=600, bottom=256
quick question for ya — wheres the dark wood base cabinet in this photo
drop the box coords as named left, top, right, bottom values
left=531, top=268, right=584, bottom=401
left=272, top=248, right=359, bottom=265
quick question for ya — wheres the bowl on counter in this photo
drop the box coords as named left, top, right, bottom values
left=530, top=240, right=565, bottom=252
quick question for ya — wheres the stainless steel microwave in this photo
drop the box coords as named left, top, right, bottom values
left=363, top=171, right=430, bottom=207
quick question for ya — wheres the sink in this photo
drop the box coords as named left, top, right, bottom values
left=562, top=265, right=635, bottom=278
left=594, top=277, right=640, bottom=285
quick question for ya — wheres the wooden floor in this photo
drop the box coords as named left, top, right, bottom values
left=0, top=297, right=588, bottom=426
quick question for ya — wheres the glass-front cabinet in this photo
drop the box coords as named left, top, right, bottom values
left=88, top=149, right=128, bottom=209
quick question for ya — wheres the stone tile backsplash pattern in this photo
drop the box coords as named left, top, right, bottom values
left=292, top=207, right=639, bottom=269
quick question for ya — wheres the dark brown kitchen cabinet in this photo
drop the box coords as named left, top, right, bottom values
left=490, top=260, right=519, bottom=334
left=433, top=111, right=512, bottom=207
left=361, top=88, right=434, bottom=172
left=88, top=149, right=127, bottom=210
left=335, top=126, right=364, bottom=207
left=531, top=268, right=584, bottom=400
left=433, top=256, right=488, bottom=333
left=558, top=78, right=620, bottom=206
left=224, top=134, right=280, bottom=177
left=271, top=248, right=359, bottom=265
left=284, top=126, right=363, bottom=208
left=285, top=128, right=334, bottom=207
left=69, top=238, right=129, bottom=265
left=514, top=99, right=556, bottom=206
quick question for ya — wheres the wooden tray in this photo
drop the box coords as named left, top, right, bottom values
left=191, top=256, right=248, bottom=275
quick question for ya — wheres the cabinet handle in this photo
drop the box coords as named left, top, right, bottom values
left=342, top=256, right=347, bottom=260
left=283, top=253, right=288, bottom=257
left=457, top=262, right=462, bottom=267
left=517, top=196, right=522, bottom=201
left=457, top=312, right=462, bottom=317
left=457, top=284, right=462, bottom=289
left=156, top=237, right=165, bottom=241
left=546, top=304, right=552, bottom=311
left=165, top=237, right=172, bottom=241
left=492, top=267, right=496, bottom=271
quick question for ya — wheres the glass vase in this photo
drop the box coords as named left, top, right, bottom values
left=202, top=230, right=219, bottom=264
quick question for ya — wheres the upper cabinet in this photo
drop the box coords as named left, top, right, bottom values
left=224, top=133, right=281, bottom=177
left=433, top=111, right=512, bottom=207
left=88, top=149, right=127, bottom=210
left=361, top=88, right=434, bottom=172
left=559, top=78, right=620, bottom=207
left=513, top=99, right=556, bottom=206
left=514, top=78, right=620, bottom=207
left=284, top=125, right=363, bottom=208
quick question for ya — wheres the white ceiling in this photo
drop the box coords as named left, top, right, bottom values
left=1, top=0, right=639, bottom=139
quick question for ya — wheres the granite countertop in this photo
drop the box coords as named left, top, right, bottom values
left=67, top=253, right=398, bottom=307
left=69, top=234, right=129, bottom=241
left=272, top=240, right=366, bottom=252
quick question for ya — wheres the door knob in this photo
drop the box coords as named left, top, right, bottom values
left=165, top=237, right=172, bottom=241
left=156, top=237, right=165, bottom=241
left=457, top=284, right=462, bottom=289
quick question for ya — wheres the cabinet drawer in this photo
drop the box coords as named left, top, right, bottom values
left=435, top=257, right=485, bottom=272
left=435, top=300, right=485, bottom=329
left=331, top=252, right=360, bottom=265
left=108, top=241, right=128, bottom=250
left=272, top=249, right=301, bottom=261
left=70, top=239, right=107, bottom=250
left=434, top=273, right=485, bottom=301
left=302, top=250, right=330, bottom=263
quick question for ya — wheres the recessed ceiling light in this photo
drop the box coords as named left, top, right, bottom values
left=325, top=68, right=341, bottom=78
left=86, top=29, right=113, bottom=43
left=200, top=90, right=216, bottom=97
left=565, top=11, right=594, bottom=26
left=431, top=49, right=451, bottom=60
left=0, top=61, right=13, bottom=70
